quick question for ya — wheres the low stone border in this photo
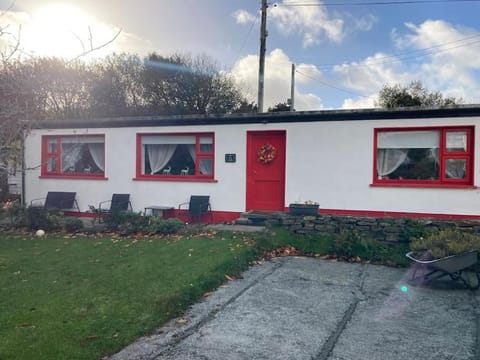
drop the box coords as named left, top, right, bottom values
left=268, top=214, right=480, bottom=244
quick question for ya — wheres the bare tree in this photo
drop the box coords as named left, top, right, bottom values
left=89, top=53, right=145, bottom=117
left=143, top=53, right=246, bottom=115
left=0, top=7, right=122, bottom=199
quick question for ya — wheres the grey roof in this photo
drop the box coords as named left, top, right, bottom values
left=31, top=104, right=480, bottom=129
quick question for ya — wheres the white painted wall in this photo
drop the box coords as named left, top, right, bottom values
left=24, top=116, right=480, bottom=217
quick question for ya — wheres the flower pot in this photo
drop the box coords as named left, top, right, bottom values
left=288, top=204, right=319, bottom=216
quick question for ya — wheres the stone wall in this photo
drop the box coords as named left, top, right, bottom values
left=276, top=214, right=480, bottom=244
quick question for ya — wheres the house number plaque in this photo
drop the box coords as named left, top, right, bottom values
left=225, top=154, right=236, bottom=163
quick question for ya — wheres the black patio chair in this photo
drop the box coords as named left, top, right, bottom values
left=96, top=194, right=132, bottom=223
left=30, top=191, right=80, bottom=212
left=178, top=195, right=213, bottom=223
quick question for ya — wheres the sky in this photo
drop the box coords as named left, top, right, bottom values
left=1, top=0, right=480, bottom=111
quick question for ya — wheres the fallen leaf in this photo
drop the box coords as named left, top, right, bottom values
left=224, top=274, right=235, bottom=281
left=17, top=323, right=35, bottom=328
left=176, top=318, right=188, bottom=324
left=203, top=292, right=213, bottom=297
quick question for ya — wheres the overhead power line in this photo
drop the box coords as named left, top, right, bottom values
left=265, top=32, right=480, bottom=71
left=295, top=69, right=369, bottom=98
left=275, top=0, right=480, bottom=6
left=315, top=32, right=480, bottom=69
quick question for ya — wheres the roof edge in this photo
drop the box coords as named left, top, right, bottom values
left=30, top=104, right=480, bottom=129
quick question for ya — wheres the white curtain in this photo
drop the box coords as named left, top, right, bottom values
left=87, top=143, right=105, bottom=171
left=186, top=145, right=212, bottom=174
left=445, top=160, right=466, bottom=179
left=187, top=145, right=196, bottom=163
left=147, top=144, right=177, bottom=174
left=446, top=132, right=467, bottom=151
left=61, top=144, right=82, bottom=172
left=377, top=149, right=408, bottom=177
left=199, top=159, right=212, bottom=175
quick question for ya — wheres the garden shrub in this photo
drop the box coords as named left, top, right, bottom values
left=8, top=203, right=27, bottom=227
left=47, top=213, right=64, bottom=230
left=26, top=207, right=50, bottom=230
left=334, top=229, right=373, bottom=258
left=104, top=211, right=148, bottom=235
left=25, top=207, right=64, bottom=231
left=410, top=228, right=480, bottom=258
left=64, top=217, right=84, bottom=233
left=147, top=217, right=184, bottom=235
left=403, top=218, right=432, bottom=241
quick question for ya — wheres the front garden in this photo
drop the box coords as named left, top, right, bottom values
left=0, top=205, right=420, bottom=360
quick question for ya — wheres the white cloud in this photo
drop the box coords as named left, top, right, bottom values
left=342, top=95, right=376, bottom=109
left=347, top=13, right=378, bottom=33
left=391, top=20, right=480, bottom=103
left=269, top=0, right=344, bottom=46
left=233, top=1, right=377, bottom=48
left=334, top=53, right=413, bottom=93
left=334, top=19, right=480, bottom=108
left=0, top=8, right=152, bottom=59
left=233, top=9, right=256, bottom=25
left=230, top=48, right=323, bottom=111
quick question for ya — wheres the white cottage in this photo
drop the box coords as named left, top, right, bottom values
left=23, top=105, right=480, bottom=222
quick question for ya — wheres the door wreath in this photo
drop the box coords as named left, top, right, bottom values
left=257, top=143, right=277, bottom=164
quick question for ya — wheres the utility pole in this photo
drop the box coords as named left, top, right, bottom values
left=290, top=63, right=295, bottom=112
left=257, top=0, right=268, bottom=113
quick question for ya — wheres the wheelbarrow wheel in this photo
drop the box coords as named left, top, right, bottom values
left=459, top=270, right=480, bottom=290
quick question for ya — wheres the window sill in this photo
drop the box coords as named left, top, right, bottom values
left=370, top=182, right=477, bottom=189
left=39, top=175, right=108, bottom=181
left=133, top=176, right=218, bottom=183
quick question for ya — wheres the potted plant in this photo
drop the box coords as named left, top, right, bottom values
left=406, top=228, right=480, bottom=289
left=288, top=201, right=319, bottom=216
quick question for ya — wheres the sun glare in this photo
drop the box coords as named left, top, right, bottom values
left=25, top=2, right=113, bottom=59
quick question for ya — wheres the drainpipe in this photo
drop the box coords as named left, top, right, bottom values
left=21, top=128, right=26, bottom=207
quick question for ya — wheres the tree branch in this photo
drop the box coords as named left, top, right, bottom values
left=67, top=27, right=122, bottom=64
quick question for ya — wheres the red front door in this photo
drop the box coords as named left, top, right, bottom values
left=246, top=131, right=286, bottom=211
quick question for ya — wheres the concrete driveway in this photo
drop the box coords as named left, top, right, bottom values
left=110, top=257, right=480, bottom=360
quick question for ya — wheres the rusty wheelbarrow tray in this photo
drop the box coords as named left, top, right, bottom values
left=406, top=250, right=480, bottom=290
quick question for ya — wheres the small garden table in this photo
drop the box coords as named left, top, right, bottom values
left=144, top=205, right=175, bottom=219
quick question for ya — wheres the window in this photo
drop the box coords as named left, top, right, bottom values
left=137, top=133, right=214, bottom=179
left=374, top=127, right=473, bottom=186
left=41, top=135, right=105, bottom=178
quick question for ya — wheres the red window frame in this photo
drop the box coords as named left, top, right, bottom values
left=373, top=126, right=474, bottom=187
left=41, top=134, right=106, bottom=179
left=135, top=132, right=215, bottom=181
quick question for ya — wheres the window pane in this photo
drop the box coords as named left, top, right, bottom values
left=47, top=158, right=57, bottom=172
left=61, top=142, right=104, bottom=174
left=199, top=158, right=213, bottom=175
left=445, top=159, right=466, bottom=179
left=378, top=131, right=439, bottom=149
left=199, top=136, right=213, bottom=153
left=200, top=143, right=213, bottom=153
left=377, top=148, right=439, bottom=180
left=142, top=135, right=195, bottom=145
left=61, top=136, right=104, bottom=144
left=144, top=144, right=194, bottom=175
left=446, top=131, right=467, bottom=152
left=47, top=139, right=57, bottom=153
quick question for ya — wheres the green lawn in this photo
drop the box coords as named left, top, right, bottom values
left=0, top=229, right=261, bottom=360
left=0, top=227, right=407, bottom=360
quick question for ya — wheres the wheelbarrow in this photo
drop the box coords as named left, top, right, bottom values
left=406, top=250, right=480, bottom=290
